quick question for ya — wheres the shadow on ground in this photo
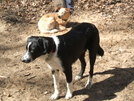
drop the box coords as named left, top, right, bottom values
left=73, top=67, right=134, bottom=101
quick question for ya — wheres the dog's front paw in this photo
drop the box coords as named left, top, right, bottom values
left=65, top=92, right=72, bottom=99
left=50, top=93, right=59, bottom=100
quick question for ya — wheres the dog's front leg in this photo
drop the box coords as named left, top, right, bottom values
left=65, top=82, right=73, bottom=99
left=64, top=69, right=73, bottom=99
left=50, top=70, right=60, bottom=100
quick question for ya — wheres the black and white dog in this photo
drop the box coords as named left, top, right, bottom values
left=21, top=23, right=104, bottom=100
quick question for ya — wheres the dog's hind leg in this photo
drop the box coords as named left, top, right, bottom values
left=50, top=70, right=60, bottom=100
left=64, top=67, right=73, bottom=99
left=75, top=52, right=86, bottom=80
left=85, top=45, right=98, bottom=89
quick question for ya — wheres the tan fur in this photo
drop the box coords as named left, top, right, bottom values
left=38, top=7, right=70, bottom=34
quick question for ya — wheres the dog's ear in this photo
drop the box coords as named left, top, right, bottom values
left=55, top=7, right=61, bottom=12
left=37, top=38, right=47, bottom=54
left=66, top=8, right=70, bottom=11
left=38, top=38, right=49, bottom=54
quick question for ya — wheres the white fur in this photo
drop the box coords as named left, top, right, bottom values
left=45, top=36, right=73, bottom=99
left=21, top=42, right=32, bottom=61
left=43, top=36, right=63, bottom=99
left=65, top=83, right=73, bottom=99
left=50, top=71, right=60, bottom=100
left=45, top=36, right=64, bottom=71
left=38, top=8, right=70, bottom=34
left=39, top=29, right=59, bottom=34
left=58, top=8, right=67, bottom=18
left=85, top=75, right=92, bottom=89
left=38, top=17, right=59, bottom=34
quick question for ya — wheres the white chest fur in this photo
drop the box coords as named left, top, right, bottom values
left=45, top=36, right=64, bottom=71
left=45, top=54, right=63, bottom=71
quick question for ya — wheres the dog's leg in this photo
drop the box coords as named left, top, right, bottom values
left=75, top=52, right=86, bottom=80
left=64, top=68, right=73, bottom=99
left=50, top=70, right=60, bottom=100
left=85, top=47, right=98, bottom=89
left=66, top=82, right=73, bottom=99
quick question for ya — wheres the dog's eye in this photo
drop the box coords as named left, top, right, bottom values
left=30, top=47, right=35, bottom=53
left=30, top=48, right=35, bottom=53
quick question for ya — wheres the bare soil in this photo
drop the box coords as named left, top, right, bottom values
left=0, top=1, right=134, bottom=101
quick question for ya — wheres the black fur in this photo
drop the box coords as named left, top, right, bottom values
left=21, top=23, right=104, bottom=99
left=56, top=23, right=104, bottom=82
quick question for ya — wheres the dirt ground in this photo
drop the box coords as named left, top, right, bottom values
left=0, top=1, right=134, bottom=101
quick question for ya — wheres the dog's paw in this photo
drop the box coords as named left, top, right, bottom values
left=85, top=75, right=92, bottom=89
left=50, top=93, right=59, bottom=100
left=65, top=92, right=72, bottom=99
left=75, top=75, right=82, bottom=81
left=85, top=82, right=92, bottom=89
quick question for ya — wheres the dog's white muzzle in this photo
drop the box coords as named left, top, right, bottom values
left=21, top=51, right=33, bottom=63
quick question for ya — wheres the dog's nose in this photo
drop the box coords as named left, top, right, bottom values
left=21, top=58, right=31, bottom=63
left=58, top=16, right=61, bottom=18
left=21, top=58, right=25, bottom=62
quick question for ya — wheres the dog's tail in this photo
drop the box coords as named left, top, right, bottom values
left=40, top=29, right=59, bottom=34
left=97, top=45, right=104, bottom=56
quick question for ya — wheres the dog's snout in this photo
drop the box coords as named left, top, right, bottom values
left=21, top=52, right=32, bottom=63
left=21, top=57, right=31, bottom=63
left=21, top=56, right=27, bottom=63
left=21, top=57, right=27, bottom=62
left=21, top=58, right=25, bottom=62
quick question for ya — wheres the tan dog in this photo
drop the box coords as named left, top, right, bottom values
left=38, top=7, right=70, bottom=34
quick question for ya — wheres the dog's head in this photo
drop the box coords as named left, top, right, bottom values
left=21, top=36, right=51, bottom=63
left=56, top=7, right=70, bottom=20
